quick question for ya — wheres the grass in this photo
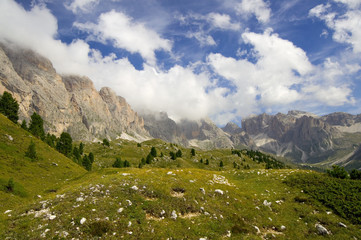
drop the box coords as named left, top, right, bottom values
left=1, top=114, right=361, bottom=239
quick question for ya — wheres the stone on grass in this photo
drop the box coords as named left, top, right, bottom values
left=315, top=224, right=330, bottom=235
left=76, top=197, right=84, bottom=202
left=214, top=189, right=224, bottom=195
left=131, top=186, right=138, bottom=191
left=170, top=210, right=177, bottom=220
left=117, top=208, right=124, bottom=213
left=338, top=222, right=347, bottom=228
left=80, top=217, right=86, bottom=225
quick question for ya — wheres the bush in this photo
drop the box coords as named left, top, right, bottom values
left=102, top=139, right=110, bottom=147
left=327, top=165, right=349, bottom=179
left=150, top=147, right=157, bottom=157
left=112, top=157, right=123, bottom=168
left=25, top=141, right=37, bottom=161
left=285, top=173, right=361, bottom=224
left=350, top=169, right=361, bottom=180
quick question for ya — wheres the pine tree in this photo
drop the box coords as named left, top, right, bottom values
left=79, top=142, right=84, bottom=155
left=219, top=160, right=224, bottom=168
left=73, top=146, right=81, bottom=163
left=21, top=120, right=27, bottom=130
left=112, top=157, right=123, bottom=168
left=176, top=149, right=182, bottom=158
left=205, top=159, right=209, bottom=165
left=28, top=112, right=45, bottom=140
left=191, top=148, right=196, bottom=156
left=141, top=157, right=146, bottom=165
left=56, top=132, right=73, bottom=157
left=25, top=141, right=37, bottom=161
left=124, top=160, right=130, bottom=167
left=82, top=154, right=92, bottom=171
left=170, top=151, right=176, bottom=160
left=45, top=133, right=57, bottom=148
left=150, top=147, right=157, bottom=157
left=88, top=152, right=94, bottom=164
left=0, top=91, right=19, bottom=123
left=102, top=138, right=110, bottom=147
left=146, top=153, right=153, bottom=164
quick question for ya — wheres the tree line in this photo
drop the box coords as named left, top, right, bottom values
left=0, top=91, right=94, bottom=171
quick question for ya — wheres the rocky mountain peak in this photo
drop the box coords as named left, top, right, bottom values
left=222, top=122, right=242, bottom=135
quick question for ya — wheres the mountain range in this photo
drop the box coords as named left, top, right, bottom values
left=1, top=43, right=360, bottom=169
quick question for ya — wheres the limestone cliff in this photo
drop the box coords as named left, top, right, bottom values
left=0, top=43, right=149, bottom=141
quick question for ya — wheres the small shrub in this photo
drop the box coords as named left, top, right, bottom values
left=327, top=165, right=349, bottom=179
left=25, top=141, right=37, bottom=161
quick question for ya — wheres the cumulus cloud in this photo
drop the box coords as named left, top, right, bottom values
left=0, top=0, right=220, bottom=122
left=207, top=29, right=354, bottom=120
left=177, top=12, right=241, bottom=47
left=207, top=13, right=241, bottom=31
left=310, top=1, right=361, bottom=53
left=64, top=0, right=99, bottom=14
left=74, top=10, right=172, bottom=65
left=236, top=0, right=271, bottom=23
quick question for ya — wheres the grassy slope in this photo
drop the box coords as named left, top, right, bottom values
left=0, top=114, right=86, bottom=233
left=1, top=117, right=361, bottom=239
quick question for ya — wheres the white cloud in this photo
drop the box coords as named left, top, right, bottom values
left=207, top=29, right=355, bottom=119
left=334, top=0, right=361, bottom=9
left=236, top=0, right=271, bottom=23
left=177, top=12, right=241, bottom=47
left=0, top=0, right=220, bottom=122
left=207, top=13, right=241, bottom=31
left=310, top=2, right=361, bottom=53
left=64, top=0, right=99, bottom=14
left=74, top=10, right=172, bottom=65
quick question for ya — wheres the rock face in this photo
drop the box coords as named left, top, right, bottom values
left=0, top=43, right=149, bottom=141
left=143, top=112, right=233, bottom=149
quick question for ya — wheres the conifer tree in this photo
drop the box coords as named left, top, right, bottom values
left=191, top=148, right=196, bottom=156
left=79, top=142, right=84, bottom=155
left=219, top=160, right=224, bottom=168
left=28, top=112, right=45, bottom=140
left=25, top=141, right=37, bottom=161
left=56, top=132, right=73, bottom=157
left=21, top=120, right=27, bottom=130
left=88, top=152, right=94, bottom=164
left=112, top=157, right=123, bottom=168
left=0, top=91, right=19, bottom=123
left=82, top=154, right=92, bottom=171
left=150, top=147, right=157, bottom=157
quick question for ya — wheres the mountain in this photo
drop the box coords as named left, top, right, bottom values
left=0, top=43, right=149, bottom=141
left=227, top=110, right=361, bottom=169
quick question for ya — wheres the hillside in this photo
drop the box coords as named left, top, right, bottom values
left=0, top=115, right=360, bottom=239
left=0, top=114, right=86, bottom=234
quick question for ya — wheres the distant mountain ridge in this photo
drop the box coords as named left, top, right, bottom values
left=0, top=42, right=360, bottom=169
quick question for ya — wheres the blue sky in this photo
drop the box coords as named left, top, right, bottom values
left=1, top=0, right=361, bottom=125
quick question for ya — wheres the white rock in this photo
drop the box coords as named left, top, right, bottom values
left=4, top=210, right=12, bottom=214
left=80, top=217, right=86, bottom=225
left=61, top=231, right=69, bottom=237
left=200, top=188, right=206, bottom=194
left=117, top=207, right=124, bottom=213
left=214, top=189, right=224, bottom=195
left=199, top=238, right=207, bottom=240
left=226, top=230, right=231, bottom=237
left=37, top=195, right=42, bottom=198
left=167, top=171, right=173, bottom=175
left=76, top=197, right=84, bottom=202
left=263, top=200, right=272, bottom=207
left=131, top=186, right=138, bottom=191
left=128, top=221, right=132, bottom=227
left=160, top=210, right=166, bottom=216
left=126, top=200, right=132, bottom=206
left=7, top=135, right=13, bottom=141
left=170, top=210, right=177, bottom=220
left=315, top=223, right=330, bottom=235
left=254, top=226, right=261, bottom=234
left=338, top=222, right=347, bottom=228
left=48, top=214, right=56, bottom=220
left=280, top=225, right=286, bottom=231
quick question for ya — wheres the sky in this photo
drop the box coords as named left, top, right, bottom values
left=0, top=0, right=361, bottom=126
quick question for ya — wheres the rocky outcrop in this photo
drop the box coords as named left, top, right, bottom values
left=0, top=43, right=149, bottom=141
left=143, top=112, right=233, bottom=149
